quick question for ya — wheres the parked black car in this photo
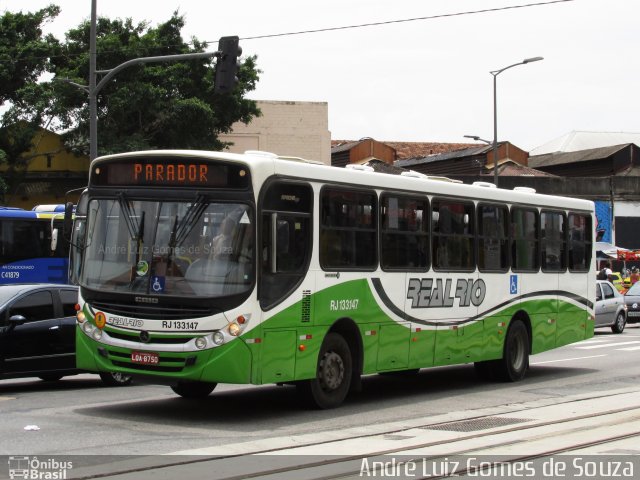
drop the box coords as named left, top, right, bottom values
left=0, top=284, right=130, bottom=385
left=624, top=282, right=640, bottom=324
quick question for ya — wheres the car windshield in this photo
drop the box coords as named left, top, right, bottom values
left=626, top=282, right=640, bottom=296
left=80, top=198, right=254, bottom=298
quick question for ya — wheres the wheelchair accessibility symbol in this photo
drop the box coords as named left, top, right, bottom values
left=151, top=276, right=165, bottom=293
left=510, top=275, right=518, bottom=295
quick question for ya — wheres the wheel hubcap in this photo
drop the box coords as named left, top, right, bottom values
left=319, top=351, right=344, bottom=391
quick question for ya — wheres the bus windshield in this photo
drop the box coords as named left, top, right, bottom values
left=81, top=198, right=254, bottom=298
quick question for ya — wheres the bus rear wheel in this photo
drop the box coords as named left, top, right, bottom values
left=171, top=381, right=217, bottom=399
left=495, top=319, right=530, bottom=382
left=299, top=333, right=352, bottom=409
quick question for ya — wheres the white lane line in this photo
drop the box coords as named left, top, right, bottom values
left=576, top=341, right=640, bottom=350
left=531, top=354, right=607, bottom=365
left=618, top=346, right=640, bottom=351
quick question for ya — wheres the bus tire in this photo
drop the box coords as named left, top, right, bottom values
left=99, top=372, right=133, bottom=386
left=495, top=320, right=529, bottom=382
left=299, top=333, right=352, bottom=409
left=171, top=381, right=217, bottom=399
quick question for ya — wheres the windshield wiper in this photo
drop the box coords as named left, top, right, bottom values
left=171, top=194, right=209, bottom=248
left=118, top=192, right=144, bottom=242
left=134, top=211, right=145, bottom=264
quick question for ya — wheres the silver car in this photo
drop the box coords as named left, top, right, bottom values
left=595, top=280, right=627, bottom=333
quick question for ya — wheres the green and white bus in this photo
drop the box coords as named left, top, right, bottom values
left=72, top=150, right=595, bottom=408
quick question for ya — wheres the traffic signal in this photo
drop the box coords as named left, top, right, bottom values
left=214, top=36, right=242, bottom=94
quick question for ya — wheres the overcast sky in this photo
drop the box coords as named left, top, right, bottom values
left=11, top=0, right=640, bottom=151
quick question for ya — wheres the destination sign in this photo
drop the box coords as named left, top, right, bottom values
left=91, top=158, right=250, bottom=189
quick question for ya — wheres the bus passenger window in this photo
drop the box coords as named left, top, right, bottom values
left=568, top=213, right=592, bottom=271
left=510, top=208, right=539, bottom=272
left=320, top=188, right=376, bottom=270
left=477, top=204, right=509, bottom=272
left=431, top=199, right=474, bottom=271
left=380, top=195, right=428, bottom=271
left=541, top=211, right=566, bottom=272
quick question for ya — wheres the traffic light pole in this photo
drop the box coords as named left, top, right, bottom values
left=87, top=50, right=221, bottom=160
left=85, top=0, right=238, bottom=160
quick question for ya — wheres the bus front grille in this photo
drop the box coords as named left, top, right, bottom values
left=90, top=301, right=216, bottom=320
left=107, top=330, right=193, bottom=344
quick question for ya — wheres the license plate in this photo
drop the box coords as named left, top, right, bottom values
left=131, top=351, right=159, bottom=365
left=628, top=311, right=640, bottom=317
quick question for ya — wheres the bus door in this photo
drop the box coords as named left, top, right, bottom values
left=258, top=181, right=314, bottom=384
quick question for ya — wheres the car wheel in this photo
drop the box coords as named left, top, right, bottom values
left=39, top=375, right=63, bottom=382
left=611, top=312, right=626, bottom=334
left=99, top=372, right=133, bottom=386
left=171, top=381, right=217, bottom=398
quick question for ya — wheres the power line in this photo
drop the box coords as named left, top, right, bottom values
left=6, top=1, right=574, bottom=65
left=232, top=0, right=575, bottom=42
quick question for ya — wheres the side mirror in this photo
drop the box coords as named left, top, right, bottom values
left=51, top=227, right=59, bottom=252
left=63, top=201, right=74, bottom=243
left=8, top=315, right=27, bottom=330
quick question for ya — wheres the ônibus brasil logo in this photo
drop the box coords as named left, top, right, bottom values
left=8, top=456, right=72, bottom=479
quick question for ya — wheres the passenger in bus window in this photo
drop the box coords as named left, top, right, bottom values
left=211, top=217, right=236, bottom=258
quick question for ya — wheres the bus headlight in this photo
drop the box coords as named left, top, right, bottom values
left=91, top=328, right=103, bottom=340
left=76, top=311, right=86, bottom=323
left=82, top=322, right=94, bottom=334
left=212, top=331, right=225, bottom=346
left=195, top=337, right=207, bottom=349
left=228, top=323, right=241, bottom=337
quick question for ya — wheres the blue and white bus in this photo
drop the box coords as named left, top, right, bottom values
left=0, top=205, right=70, bottom=284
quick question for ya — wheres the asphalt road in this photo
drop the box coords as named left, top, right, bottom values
left=1, top=324, right=640, bottom=459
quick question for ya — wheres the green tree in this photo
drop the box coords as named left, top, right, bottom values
left=50, top=12, right=261, bottom=156
left=0, top=4, right=61, bottom=194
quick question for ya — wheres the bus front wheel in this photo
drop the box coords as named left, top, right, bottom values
left=171, top=381, right=217, bottom=398
left=299, top=333, right=353, bottom=409
left=99, top=372, right=133, bottom=386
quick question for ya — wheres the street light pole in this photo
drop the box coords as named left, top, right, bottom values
left=490, top=56, right=543, bottom=187
left=89, top=0, right=97, bottom=160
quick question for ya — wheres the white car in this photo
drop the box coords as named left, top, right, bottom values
left=595, top=280, right=627, bottom=333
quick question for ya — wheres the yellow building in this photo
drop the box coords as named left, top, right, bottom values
left=0, top=127, right=89, bottom=209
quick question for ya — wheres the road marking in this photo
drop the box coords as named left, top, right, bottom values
left=531, top=354, right=606, bottom=365
left=576, top=340, right=640, bottom=350
left=0, top=396, right=15, bottom=402
left=617, top=346, right=640, bottom=351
